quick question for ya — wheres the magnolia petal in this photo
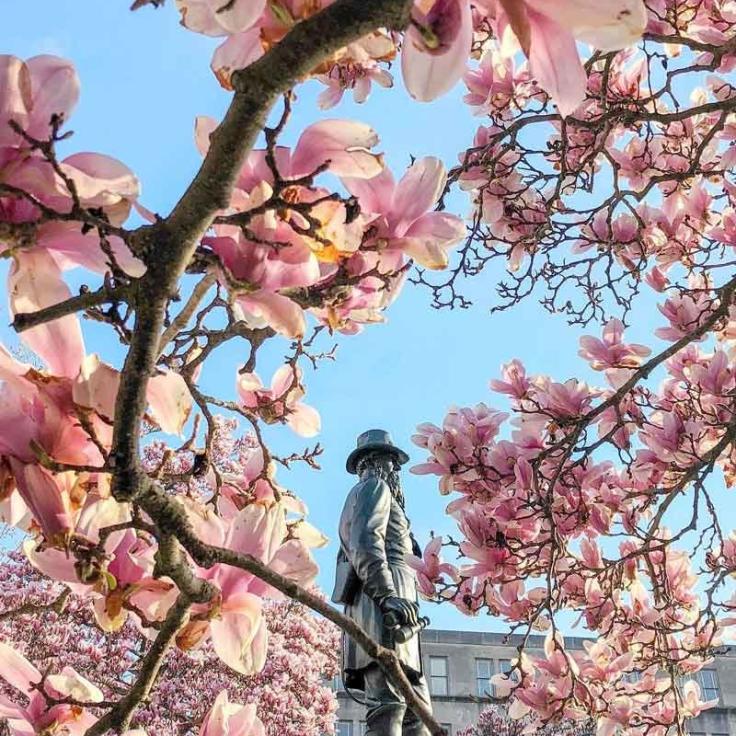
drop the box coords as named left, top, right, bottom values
left=211, top=0, right=266, bottom=34
left=0, top=55, right=31, bottom=147
left=210, top=593, right=267, bottom=675
left=391, top=157, right=447, bottom=235
left=398, top=212, right=465, bottom=269
left=526, top=0, right=647, bottom=51
left=194, top=115, right=218, bottom=156
left=25, top=55, right=80, bottom=140
left=236, top=291, right=305, bottom=339
left=73, top=354, right=120, bottom=421
left=146, top=370, right=192, bottom=436
left=508, top=697, right=531, bottom=720
left=290, top=520, right=329, bottom=548
left=0, top=491, right=29, bottom=529
left=12, top=460, right=72, bottom=542
left=60, top=152, right=140, bottom=225
left=0, top=641, right=42, bottom=694
left=526, top=9, right=587, bottom=117
left=292, top=120, right=383, bottom=179
left=226, top=502, right=286, bottom=564
left=211, top=28, right=263, bottom=90
left=342, top=167, right=395, bottom=215
left=200, top=690, right=265, bottom=736
left=269, top=539, right=319, bottom=587
left=401, top=0, right=472, bottom=102
left=93, top=593, right=128, bottom=633
left=286, top=402, right=321, bottom=437
left=247, top=539, right=319, bottom=599
left=75, top=495, right=131, bottom=543
left=176, top=0, right=265, bottom=36
left=23, top=537, right=83, bottom=586
left=270, top=363, right=297, bottom=396
left=178, top=496, right=226, bottom=547
left=9, top=249, right=85, bottom=379
left=41, top=222, right=145, bottom=277
left=45, top=667, right=104, bottom=703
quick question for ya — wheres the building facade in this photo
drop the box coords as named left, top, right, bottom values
left=333, top=629, right=736, bottom=736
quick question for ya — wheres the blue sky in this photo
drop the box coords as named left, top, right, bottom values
left=2, top=1, right=724, bottom=633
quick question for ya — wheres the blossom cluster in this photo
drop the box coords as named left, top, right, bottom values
left=177, top=0, right=647, bottom=110
left=412, top=311, right=736, bottom=734
left=0, top=553, right=340, bottom=736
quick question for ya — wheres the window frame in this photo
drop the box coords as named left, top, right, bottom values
left=429, top=655, right=449, bottom=696
left=475, top=658, right=494, bottom=697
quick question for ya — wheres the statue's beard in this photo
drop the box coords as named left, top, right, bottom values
left=359, top=456, right=405, bottom=509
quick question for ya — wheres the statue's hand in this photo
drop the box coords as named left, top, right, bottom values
left=379, top=596, right=419, bottom=627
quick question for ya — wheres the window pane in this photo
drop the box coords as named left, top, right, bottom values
left=336, top=721, right=353, bottom=736
left=476, top=658, right=493, bottom=697
left=431, top=675, right=448, bottom=696
left=430, top=657, right=447, bottom=676
left=696, top=669, right=719, bottom=700
left=476, top=659, right=492, bottom=678
left=429, top=656, right=449, bottom=695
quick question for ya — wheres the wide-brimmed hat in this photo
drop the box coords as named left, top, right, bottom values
left=346, top=429, right=410, bottom=475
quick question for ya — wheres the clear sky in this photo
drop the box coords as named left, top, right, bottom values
left=0, top=1, right=714, bottom=633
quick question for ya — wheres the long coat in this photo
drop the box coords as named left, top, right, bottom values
left=331, top=474, right=423, bottom=690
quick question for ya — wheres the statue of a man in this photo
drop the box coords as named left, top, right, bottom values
left=332, top=429, right=433, bottom=736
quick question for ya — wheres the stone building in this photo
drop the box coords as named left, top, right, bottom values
left=333, top=628, right=736, bottom=736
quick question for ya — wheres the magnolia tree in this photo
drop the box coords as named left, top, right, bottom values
left=456, top=706, right=595, bottom=736
left=0, top=552, right=340, bottom=736
left=406, top=3, right=736, bottom=736
left=0, top=0, right=730, bottom=735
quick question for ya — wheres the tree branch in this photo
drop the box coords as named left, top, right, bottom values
left=84, top=594, right=191, bottom=736
left=12, top=283, right=131, bottom=333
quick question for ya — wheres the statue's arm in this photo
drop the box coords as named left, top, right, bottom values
left=348, top=477, right=396, bottom=602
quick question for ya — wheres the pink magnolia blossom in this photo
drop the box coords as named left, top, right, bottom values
left=578, top=319, right=651, bottom=372
left=236, top=365, right=320, bottom=438
left=493, top=0, right=648, bottom=116
left=0, top=640, right=102, bottom=735
left=402, top=0, right=473, bottom=102
left=343, top=156, right=465, bottom=269
left=199, top=690, right=265, bottom=736
left=406, top=536, right=460, bottom=596
left=176, top=0, right=266, bottom=36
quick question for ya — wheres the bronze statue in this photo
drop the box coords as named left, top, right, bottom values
left=332, top=429, right=433, bottom=736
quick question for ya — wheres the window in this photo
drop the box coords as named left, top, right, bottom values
left=678, top=669, right=720, bottom=703
left=331, top=674, right=342, bottom=691
left=336, top=721, right=353, bottom=736
left=476, top=658, right=493, bottom=697
left=429, top=656, right=449, bottom=696
left=694, top=669, right=719, bottom=701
